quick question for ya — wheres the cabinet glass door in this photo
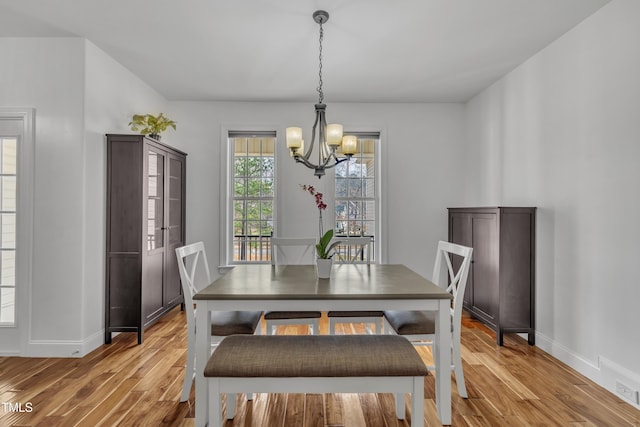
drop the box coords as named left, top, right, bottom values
left=164, top=154, right=185, bottom=308
left=168, top=156, right=184, bottom=246
left=143, top=147, right=166, bottom=323
left=147, top=150, right=165, bottom=251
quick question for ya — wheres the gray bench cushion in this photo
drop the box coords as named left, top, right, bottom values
left=204, top=335, right=428, bottom=378
left=211, top=311, right=262, bottom=336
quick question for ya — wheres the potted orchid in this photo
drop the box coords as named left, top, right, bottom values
left=302, top=184, right=340, bottom=278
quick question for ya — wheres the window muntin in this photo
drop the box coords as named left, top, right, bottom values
left=231, top=134, right=275, bottom=263
left=0, top=137, right=17, bottom=325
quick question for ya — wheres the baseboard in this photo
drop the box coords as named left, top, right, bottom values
left=26, top=329, right=104, bottom=358
left=535, top=331, right=601, bottom=383
left=536, top=331, right=640, bottom=410
left=600, top=356, right=640, bottom=409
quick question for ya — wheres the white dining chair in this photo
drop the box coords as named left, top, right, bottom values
left=327, top=237, right=383, bottom=335
left=383, top=240, right=473, bottom=398
left=264, top=237, right=322, bottom=335
left=175, top=242, right=262, bottom=403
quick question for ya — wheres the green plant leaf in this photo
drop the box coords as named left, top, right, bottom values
left=315, top=242, right=326, bottom=258
left=128, top=113, right=177, bottom=136
left=320, top=229, right=333, bottom=247
left=317, top=229, right=341, bottom=259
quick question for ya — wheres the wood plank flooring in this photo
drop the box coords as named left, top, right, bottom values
left=1, top=307, right=639, bottom=426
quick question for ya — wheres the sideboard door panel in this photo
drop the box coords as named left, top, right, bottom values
left=470, top=214, right=498, bottom=327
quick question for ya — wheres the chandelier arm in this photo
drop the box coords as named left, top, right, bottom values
left=294, top=152, right=350, bottom=169
left=319, top=147, right=338, bottom=168
left=294, top=154, right=319, bottom=169
left=318, top=110, right=330, bottom=165
left=301, top=108, right=320, bottom=162
left=320, top=155, right=351, bottom=170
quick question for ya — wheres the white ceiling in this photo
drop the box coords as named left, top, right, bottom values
left=0, top=0, right=609, bottom=103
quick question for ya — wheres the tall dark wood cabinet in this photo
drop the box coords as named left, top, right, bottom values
left=448, top=207, right=535, bottom=346
left=105, top=134, right=186, bottom=344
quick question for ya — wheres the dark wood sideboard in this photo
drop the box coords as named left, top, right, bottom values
left=448, top=207, right=536, bottom=345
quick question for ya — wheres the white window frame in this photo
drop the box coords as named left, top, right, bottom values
left=0, top=108, right=34, bottom=355
left=221, top=129, right=277, bottom=266
left=331, top=130, right=382, bottom=264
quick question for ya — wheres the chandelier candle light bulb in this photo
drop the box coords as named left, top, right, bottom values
left=286, top=127, right=302, bottom=149
left=326, top=124, right=343, bottom=146
left=342, top=135, right=358, bottom=155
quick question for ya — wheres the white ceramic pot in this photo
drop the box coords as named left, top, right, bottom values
left=316, top=258, right=333, bottom=279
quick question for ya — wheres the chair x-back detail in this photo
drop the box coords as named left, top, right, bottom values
left=175, top=242, right=261, bottom=403
left=264, top=237, right=322, bottom=335
left=383, top=240, right=473, bottom=398
left=327, top=237, right=383, bottom=335
left=333, top=236, right=373, bottom=264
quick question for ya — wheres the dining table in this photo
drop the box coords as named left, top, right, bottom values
left=193, top=263, right=453, bottom=426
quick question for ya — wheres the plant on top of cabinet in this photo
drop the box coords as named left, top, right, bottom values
left=128, top=113, right=176, bottom=140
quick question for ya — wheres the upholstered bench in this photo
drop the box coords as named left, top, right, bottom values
left=204, top=334, right=428, bottom=427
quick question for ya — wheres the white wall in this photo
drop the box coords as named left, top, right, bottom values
left=0, top=38, right=85, bottom=355
left=169, top=101, right=466, bottom=282
left=0, top=37, right=168, bottom=356
left=464, top=0, right=640, bottom=402
left=83, top=40, right=169, bottom=353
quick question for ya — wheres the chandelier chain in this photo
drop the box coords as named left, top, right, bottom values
left=317, top=21, right=324, bottom=104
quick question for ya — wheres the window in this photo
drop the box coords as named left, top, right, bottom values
left=0, top=137, right=17, bottom=325
left=334, top=132, right=379, bottom=263
left=230, top=132, right=275, bottom=263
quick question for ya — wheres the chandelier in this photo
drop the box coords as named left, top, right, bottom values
left=286, top=10, right=357, bottom=178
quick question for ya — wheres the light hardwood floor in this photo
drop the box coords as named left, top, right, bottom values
left=1, top=307, right=639, bottom=426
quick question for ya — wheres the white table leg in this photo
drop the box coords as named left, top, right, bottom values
left=412, top=376, right=424, bottom=427
left=435, top=298, right=452, bottom=425
left=195, top=302, right=211, bottom=426
left=395, top=392, right=404, bottom=419
left=209, top=379, right=221, bottom=427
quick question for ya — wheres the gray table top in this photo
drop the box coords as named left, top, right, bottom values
left=194, top=264, right=452, bottom=301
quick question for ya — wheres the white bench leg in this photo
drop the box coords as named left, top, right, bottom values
left=209, top=379, right=222, bottom=427
left=395, top=393, right=405, bottom=419
left=411, top=376, right=424, bottom=427
left=226, top=393, right=236, bottom=419
left=329, top=319, right=336, bottom=334
left=265, top=320, right=276, bottom=335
